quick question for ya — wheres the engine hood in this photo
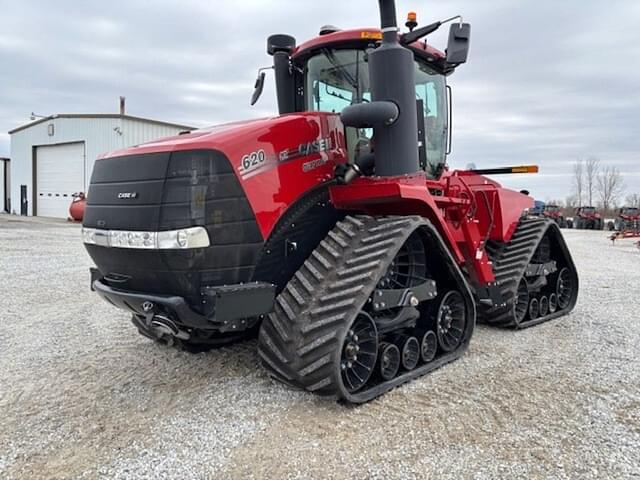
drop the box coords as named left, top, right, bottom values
left=99, top=113, right=325, bottom=159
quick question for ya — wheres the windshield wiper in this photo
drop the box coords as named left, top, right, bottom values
left=322, top=48, right=358, bottom=93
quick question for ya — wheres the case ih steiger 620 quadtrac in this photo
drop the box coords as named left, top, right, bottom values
left=82, top=1, right=578, bottom=403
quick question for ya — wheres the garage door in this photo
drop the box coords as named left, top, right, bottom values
left=36, top=143, right=85, bottom=218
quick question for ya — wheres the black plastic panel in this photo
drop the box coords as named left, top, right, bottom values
left=83, top=149, right=264, bottom=310
left=90, top=152, right=171, bottom=183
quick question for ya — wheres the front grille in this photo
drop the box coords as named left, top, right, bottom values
left=84, top=149, right=263, bottom=307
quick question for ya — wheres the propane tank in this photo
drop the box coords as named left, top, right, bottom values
left=69, top=192, right=86, bottom=222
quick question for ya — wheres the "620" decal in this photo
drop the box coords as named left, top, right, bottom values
left=241, top=149, right=266, bottom=173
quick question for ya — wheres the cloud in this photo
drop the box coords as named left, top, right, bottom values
left=0, top=0, right=638, bottom=200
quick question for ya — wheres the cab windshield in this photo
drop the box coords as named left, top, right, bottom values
left=305, top=48, right=447, bottom=175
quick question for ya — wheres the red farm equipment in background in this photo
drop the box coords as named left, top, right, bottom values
left=607, top=207, right=640, bottom=232
left=569, top=206, right=603, bottom=230
left=541, top=204, right=567, bottom=228
left=69, top=192, right=86, bottom=222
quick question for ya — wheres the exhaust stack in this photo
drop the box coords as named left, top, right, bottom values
left=342, top=0, right=420, bottom=177
left=370, top=0, right=420, bottom=176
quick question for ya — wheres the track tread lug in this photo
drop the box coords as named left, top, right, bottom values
left=299, top=353, right=332, bottom=377
left=294, top=270, right=314, bottom=293
left=286, top=284, right=305, bottom=306
left=297, top=331, right=338, bottom=356
left=307, top=377, right=334, bottom=392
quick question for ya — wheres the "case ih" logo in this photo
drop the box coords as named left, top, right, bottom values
left=117, top=192, right=138, bottom=199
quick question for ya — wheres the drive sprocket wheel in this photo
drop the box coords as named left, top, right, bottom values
left=532, top=236, right=551, bottom=263
left=556, top=267, right=574, bottom=309
left=371, top=231, right=428, bottom=320
left=436, top=291, right=466, bottom=352
left=376, top=232, right=427, bottom=290
left=340, top=313, right=378, bottom=393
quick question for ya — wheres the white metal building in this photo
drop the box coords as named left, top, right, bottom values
left=8, top=114, right=193, bottom=218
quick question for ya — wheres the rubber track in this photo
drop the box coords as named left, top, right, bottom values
left=481, top=217, right=576, bottom=328
left=258, top=215, right=470, bottom=403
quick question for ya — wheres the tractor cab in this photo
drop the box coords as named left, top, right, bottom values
left=577, top=206, right=598, bottom=217
left=620, top=207, right=639, bottom=218
left=544, top=205, right=560, bottom=214
left=252, top=15, right=470, bottom=178
left=295, top=31, right=449, bottom=176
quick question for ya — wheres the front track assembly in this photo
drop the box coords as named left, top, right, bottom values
left=481, top=218, right=579, bottom=328
left=258, top=215, right=475, bottom=403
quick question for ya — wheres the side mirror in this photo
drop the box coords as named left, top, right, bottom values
left=250, top=71, right=266, bottom=106
left=446, top=23, right=471, bottom=65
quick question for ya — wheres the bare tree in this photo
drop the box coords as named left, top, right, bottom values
left=572, top=159, right=584, bottom=206
left=564, top=195, right=577, bottom=217
left=585, top=157, right=600, bottom=206
left=597, top=165, right=625, bottom=213
left=625, top=193, right=640, bottom=208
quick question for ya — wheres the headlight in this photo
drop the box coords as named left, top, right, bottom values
left=82, top=226, right=210, bottom=250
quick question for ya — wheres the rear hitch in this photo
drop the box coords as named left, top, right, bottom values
left=145, top=313, right=190, bottom=341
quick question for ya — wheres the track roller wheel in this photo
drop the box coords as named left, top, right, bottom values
left=377, top=342, right=401, bottom=381
left=528, top=298, right=539, bottom=319
left=548, top=293, right=558, bottom=313
left=514, top=278, right=529, bottom=325
left=340, top=313, right=378, bottom=394
left=556, top=267, right=574, bottom=310
left=397, top=336, right=420, bottom=371
left=419, top=330, right=437, bottom=363
left=436, top=291, right=466, bottom=352
left=539, top=295, right=549, bottom=317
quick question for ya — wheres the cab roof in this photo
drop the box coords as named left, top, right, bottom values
left=293, top=28, right=445, bottom=61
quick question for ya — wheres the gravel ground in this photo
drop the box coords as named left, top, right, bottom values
left=1, top=214, right=639, bottom=479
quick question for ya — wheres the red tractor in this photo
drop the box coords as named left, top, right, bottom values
left=82, top=1, right=578, bottom=403
left=542, top=204, right=567, bottom=228
left=570, top=206, right=603, bottom=230
left=607, top=207, right=640, bottom=231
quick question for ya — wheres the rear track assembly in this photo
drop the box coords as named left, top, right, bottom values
left=481, top=218, right=578, bottom=328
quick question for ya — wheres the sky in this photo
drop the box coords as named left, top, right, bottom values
left=1, top=0, right=639, bottom=202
